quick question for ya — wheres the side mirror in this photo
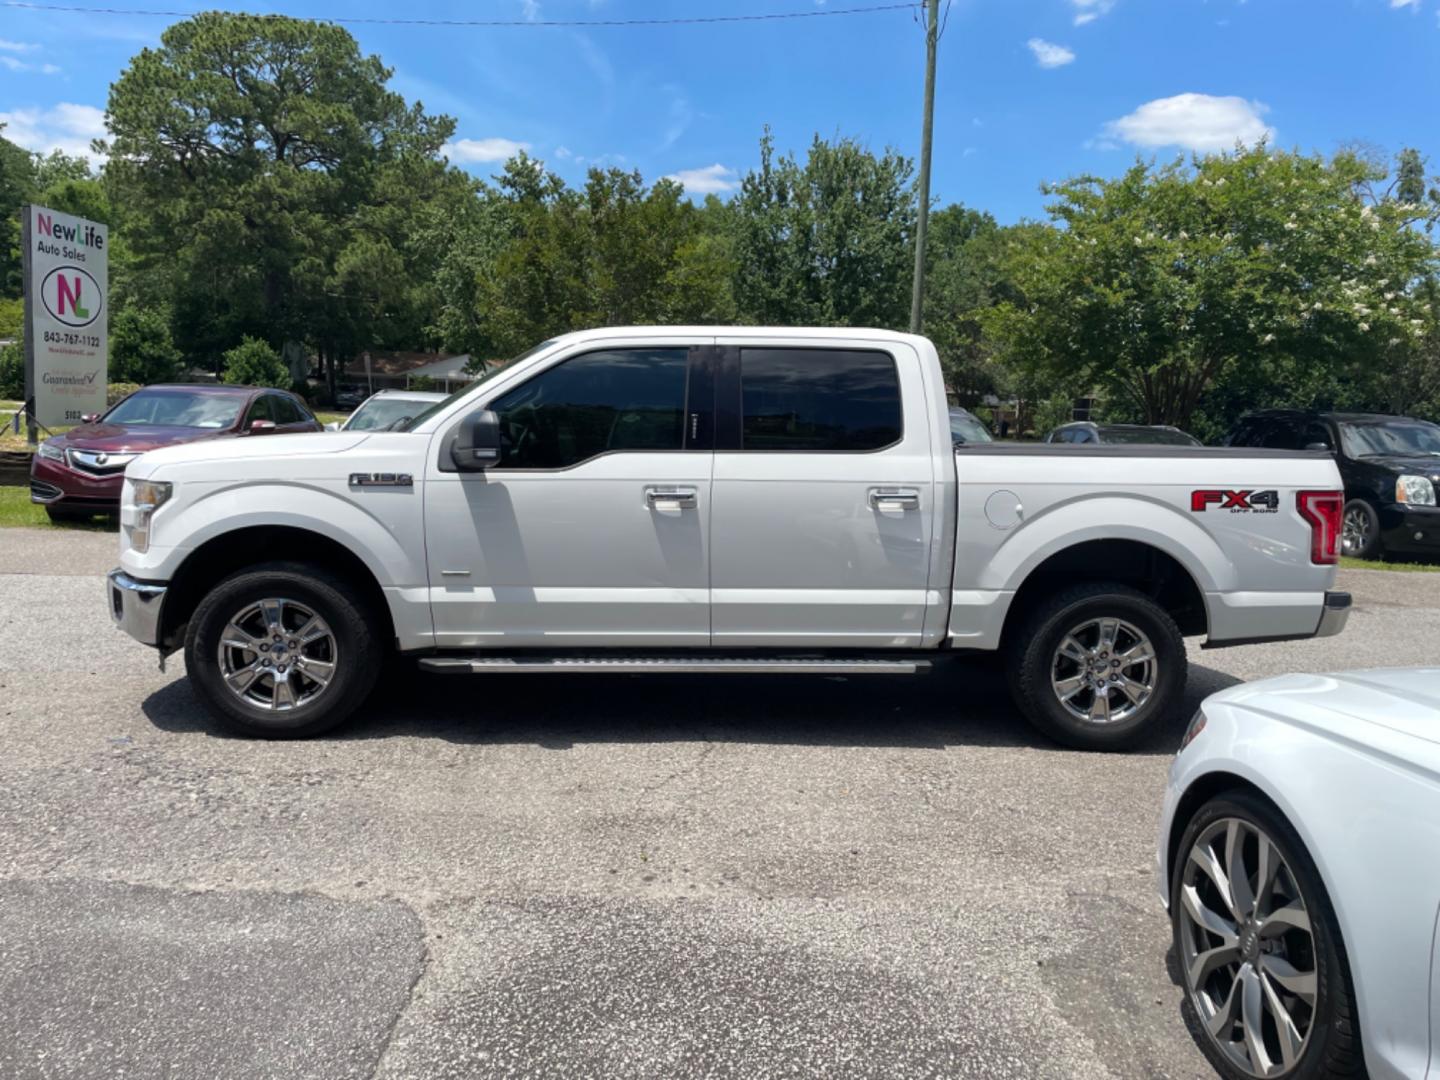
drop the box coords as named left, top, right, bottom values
left=249, top=419, right=277, bottom=434
left=1304, top=442, right=1331, bottom=452
left=450, top=409, right=501, bottom=470
left=324, top=421, right=341, bottom=432
left=80, top=413, right=100, bottom=424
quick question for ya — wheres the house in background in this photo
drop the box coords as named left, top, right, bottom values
left=341, top=351, right=484, bottom=393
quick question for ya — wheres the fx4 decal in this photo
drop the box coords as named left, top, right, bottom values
left=1191, top=489, right=1279, bottom=513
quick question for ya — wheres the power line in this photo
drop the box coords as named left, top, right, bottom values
left=1, top=1, right=920, bottom=27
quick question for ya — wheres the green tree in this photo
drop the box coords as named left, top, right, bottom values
left=439, top=153, right=736, bottom=363
left=221, top=336, right=288, bottom=387
left=104, top=11, right=456, bottom=381
left=731, top=130, right=915, bottom=328
left=0, top=342, right=23, bottom=399
left=111, top=304, right=184, bottom=384
left=0, top=128, right=38, bottom=299
left=982, top=145, right=1439, bottom=430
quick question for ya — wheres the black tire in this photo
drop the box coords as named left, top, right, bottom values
left=183, top=561, right=383, bottom=738
left=1005, top=581, right=1186, bottom=751
left=1171, top=790, right=1363, bottom=1080
left=1340, top=499, right=1381, bottom=560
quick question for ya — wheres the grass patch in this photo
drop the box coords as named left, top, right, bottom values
left=0, top=486, right=113, bottom=530
left=315, top=411, right=347, bottom=426
left=1341, top=555, right=1440, bottom=573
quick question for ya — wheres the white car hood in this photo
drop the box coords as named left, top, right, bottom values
left=1211, top=667, right=1440, bottom=747
left=127, top=432, right=371, bottom=478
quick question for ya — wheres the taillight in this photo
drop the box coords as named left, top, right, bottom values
left=1296, top=490, right=1343, bottom=565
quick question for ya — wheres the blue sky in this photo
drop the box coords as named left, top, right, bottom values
left=1, top=0, right=1436, bottom=223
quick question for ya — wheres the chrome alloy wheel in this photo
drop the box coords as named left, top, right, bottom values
left=216, top=598, right=337, bottom=712
left=1049, top=617, right=1156, bottom=724
left=1179, top=818, right=1318, bottom=1078
left=1341, top=507, right=1371, bottom=555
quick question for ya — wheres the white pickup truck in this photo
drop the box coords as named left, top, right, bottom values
left=108, top=327, right=1351, bottom=750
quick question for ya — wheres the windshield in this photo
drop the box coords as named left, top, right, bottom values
left=949, top=408, right=992, bottom=444
left=344, top=397, right=441, bottom=431
left=1100, top=426, right=1200, bottom=447
left=398, top=340, right=559, bottom=432
left=104, top=389, right=243, bottom=429
left=1339, top=420, right=1440, bottom=458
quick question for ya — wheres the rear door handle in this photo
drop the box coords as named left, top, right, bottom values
left=645, top=486, right=697, bottom=510
left=868, top=487, right=921, bottom=512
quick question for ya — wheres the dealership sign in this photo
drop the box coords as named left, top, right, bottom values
left=23, top=205, right=108, bottom=429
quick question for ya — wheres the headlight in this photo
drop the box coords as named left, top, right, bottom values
left=129, top=480, right=173, bottom=554
left=1178, top=709, right=1207, bottom=752
left=1396, top=474, right=1437, bottom=506
left=37, top=440, right=64, bottom=462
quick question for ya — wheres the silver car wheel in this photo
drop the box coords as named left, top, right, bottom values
left=1341, top=507, right=1371, bottom=555
left=1179, top=817, right=1318, bottom=1078
left=216, top=597, right=337, bottom=712
left=1049, top=616, right=1156, bottom=724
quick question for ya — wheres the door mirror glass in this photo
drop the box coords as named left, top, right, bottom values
left=1304, top=441, right=1331, bottom=452
left=249, top=419, right=277, bottom=434
left=80, top=412, right=101, bottom=424
left=451, top=409, right=502, bottom=470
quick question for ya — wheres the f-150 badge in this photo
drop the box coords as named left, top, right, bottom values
left=349, top=473, right=413, bottom=488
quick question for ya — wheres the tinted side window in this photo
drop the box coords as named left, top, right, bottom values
left=740, top=348, right=901, bottom=452
left=274, top=395, right=306, bottom=425
left=491, top=348, right=689, bottom=469
left=1258, top=421, right=1301, bottom=450
left=247, top=395, right=277, bottom=425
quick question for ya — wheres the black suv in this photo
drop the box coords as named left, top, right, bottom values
left=1224, top=410, right=1440, bottom=559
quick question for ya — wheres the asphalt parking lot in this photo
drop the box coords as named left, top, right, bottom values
left=2, top=527, right=1438, bottom=1080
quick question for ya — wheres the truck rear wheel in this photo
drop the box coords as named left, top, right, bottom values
left=183, top=561, right=383, bottom=739
left=1005, top=582, right=1186, bottom=751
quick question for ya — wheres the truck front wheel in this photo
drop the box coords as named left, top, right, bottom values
left=184, top=561, right=383, bottom=739
left=1005, top=582, right=1186, bottom=751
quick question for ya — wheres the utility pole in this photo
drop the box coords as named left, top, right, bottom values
left=908, top=0, right=940, bottom=334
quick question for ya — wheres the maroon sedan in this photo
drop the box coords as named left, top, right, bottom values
left=30, top=383, right=320, bottom=521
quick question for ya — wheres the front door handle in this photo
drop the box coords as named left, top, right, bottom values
left=868, top=487, right=920, bottom=512
left=645, top=486, right=697, bottom=510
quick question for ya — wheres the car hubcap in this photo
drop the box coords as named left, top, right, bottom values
left=1341, top=508, right=1370, bottom=554
left=1049, top=617, right=1156, bottom=724
left=1179, top=818, right=1317, bottom=1077
left=217, top=598, right=337, bottom=712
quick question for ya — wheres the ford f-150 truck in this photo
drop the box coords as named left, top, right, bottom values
left=107, top=327, right=1351, bottom=750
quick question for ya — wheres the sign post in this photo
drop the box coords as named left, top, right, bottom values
left=21, top=204, right=109, bottom=443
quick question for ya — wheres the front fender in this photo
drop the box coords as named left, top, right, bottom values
left=122, top=479, right=427, bottom=589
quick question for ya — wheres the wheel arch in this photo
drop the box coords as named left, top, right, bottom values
left=1000, top=537, right=1210, bottom=646
left=158, top=525, right=396, bottom=653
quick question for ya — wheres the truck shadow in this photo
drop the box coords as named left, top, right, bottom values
left=141, top=656, right=1242, bottom=756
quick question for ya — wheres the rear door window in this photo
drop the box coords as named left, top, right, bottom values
left=739, top=348, right=901, bottom=452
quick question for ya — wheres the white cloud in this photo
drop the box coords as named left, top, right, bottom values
left=1070, top=0, right=1116, bottom=24
left=1100, top=93, right=1274, bottom=152
left=554, top=145, right=573, bottom=160
left=521, top=0, right=540, bottom=20
left=0, top=39, right=40, bottom=52
left=664, top=163, right=739, bottom=195
left=0, top=103, right=106, bottom=161
left=442, top=136, right=531, bottom=163
left=1389, top=0, right=1419, bottom=8
left=0, top=55, right=60, bottom=75
left=1026, top=38, right=1075, bottom=68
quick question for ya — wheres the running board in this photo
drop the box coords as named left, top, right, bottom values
left=418, top=656, right=931, bottom=675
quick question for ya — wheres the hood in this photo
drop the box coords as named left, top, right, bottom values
left=1209, top=667, right=1440, bottom=748
left=127, top=431, right=372, bottom=477
left=55, top=423, right=224, bottom=453
left=1352, top=453, right=1440, bottom=477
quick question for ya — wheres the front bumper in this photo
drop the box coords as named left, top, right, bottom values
left=1380, top=504, right=1440, bottom=555
left=107, top=569, right=166, bottom=647
left=1315, top=590, right=1351, bottom=638
left=31, top=454, right=124, bottom=508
